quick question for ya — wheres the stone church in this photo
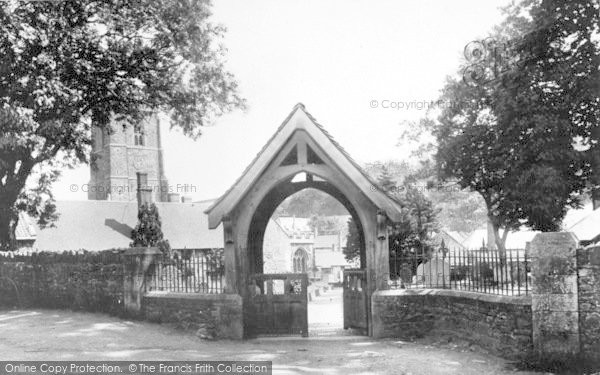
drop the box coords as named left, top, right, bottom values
left=15, top=117, right=222, bottom=251
left=262, top=216, right=352, bottom=283
left=87, top=115, right=171, bottom=202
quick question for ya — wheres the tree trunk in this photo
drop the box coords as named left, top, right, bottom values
left=0, top=206, right=18, bottom=251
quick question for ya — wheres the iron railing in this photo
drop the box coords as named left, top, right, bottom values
left=389, top=247, right=530, bottom=296
left=145, top=249, right=224, bottom=294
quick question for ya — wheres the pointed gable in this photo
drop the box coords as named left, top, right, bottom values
left=205, top=103, right=404, bottom=228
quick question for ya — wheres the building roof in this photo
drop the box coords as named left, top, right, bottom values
left=275, top=217, right=312, bottom=235
left=568, top=206, right=600, bottom=242
left=460, top=228, right=539, bottom=250
left=446, top=231, right=469, bottom=244
left=432, top=230, right=466, bottom=250
left=20, top=200, right=223, bottom=252
left=15, top=212, right=36, bottom=241
left=205, top=103, right=405, bottom=228
left=314, top=234, right=341, bottom=250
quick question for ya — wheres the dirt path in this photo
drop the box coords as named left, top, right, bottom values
left=0, top=307, right=539, bottom=375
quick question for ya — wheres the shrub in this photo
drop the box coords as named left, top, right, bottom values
left=450, top=265, right=469, bottom=281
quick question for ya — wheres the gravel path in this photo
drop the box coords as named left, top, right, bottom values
left=0, top=304, right=540, bottom=375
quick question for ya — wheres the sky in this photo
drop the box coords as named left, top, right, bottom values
left=54, top=0, right=512, bottom=202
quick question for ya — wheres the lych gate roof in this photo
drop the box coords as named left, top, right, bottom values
left=205, top=103, right=405, bottom=228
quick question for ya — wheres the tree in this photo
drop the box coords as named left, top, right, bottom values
left=0, top=0, right=244, bottom=249
left=273, top=188, right=347, bottom=218
left=396, top=118, right=488, bottom=233
left=343, top=217, right=361, bottom=265
left=435, top=0, right=600, bottom=251
left=130, top=202, right=170, bottom=254
left=343, top=167, right=438, bottom=270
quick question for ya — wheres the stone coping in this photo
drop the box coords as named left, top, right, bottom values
left=373, top=288, right=532, bottom=306
left=144, top=292, right=241, bottom=301
left=124, top=247, right=162, bottom=256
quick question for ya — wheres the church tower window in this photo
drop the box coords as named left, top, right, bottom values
left=134, top=124, right=145, bottom=146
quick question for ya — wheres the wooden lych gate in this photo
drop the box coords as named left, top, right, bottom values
left=247, top=273, right=308, bottom=336
left=205, top=103, right=404, bottom=337
left=343, top=269, right=368, bottom=332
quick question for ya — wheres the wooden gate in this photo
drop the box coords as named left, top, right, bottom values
left=343, top=269, right=368, bottom=332
left=246, top=273, right=308, bottom=337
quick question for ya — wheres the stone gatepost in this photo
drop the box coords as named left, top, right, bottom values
left=577, top=244, right=600, bottom=362
left=123, top=247, right=162, bottom=317
left=530, top=232, right=580, bottom=362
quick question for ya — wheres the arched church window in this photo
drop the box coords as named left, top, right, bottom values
left=293, top=248, right=308, bottom=273
left=134, top=124, right=145, bottom=146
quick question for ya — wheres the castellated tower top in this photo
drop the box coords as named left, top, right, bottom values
left=88, top=115, right=169, bottom=203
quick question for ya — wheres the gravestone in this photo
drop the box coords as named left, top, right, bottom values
left=415, top=256, right=450, bottom=287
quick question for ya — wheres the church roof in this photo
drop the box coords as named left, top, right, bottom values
left=315, top=250, right=351, bottom=268
left=18, top=200, right=223, bottom=252
left=206, top=103, right=405, bottom=228
left=314, top=234, right=342, bottom=250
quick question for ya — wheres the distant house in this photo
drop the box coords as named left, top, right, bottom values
left=15, top=212, right=37, bottom=249
left=435, top=200, right=600, bottom=252
left=432, top=230, right=467, bottom=251
left=314, top=250, right=348, bottom=284
left=433, top=224, right=539, bottom=252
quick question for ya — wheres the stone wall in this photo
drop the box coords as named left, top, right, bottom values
left=0, top=251, right=125, bottom=315
left=0, top=250, right=243, bottom=340
left=143, top=293, right=243, bottom=339
left=577, top=245, right=600, bottom=362
left=372, top=289, right=533, bottom=360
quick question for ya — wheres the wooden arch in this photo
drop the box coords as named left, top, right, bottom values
left=205, top=104, right=404, bottom=336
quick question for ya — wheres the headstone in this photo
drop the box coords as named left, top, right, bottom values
left=415, top=256, right=450, bottom=287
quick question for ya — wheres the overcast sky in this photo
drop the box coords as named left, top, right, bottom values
left=54, top=0, right=512, bottom=202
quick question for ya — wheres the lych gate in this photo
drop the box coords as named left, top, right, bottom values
left=205, top=104, right=404, bottom=337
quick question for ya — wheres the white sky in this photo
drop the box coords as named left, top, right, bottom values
left=54, top=0, right=511, bottom=201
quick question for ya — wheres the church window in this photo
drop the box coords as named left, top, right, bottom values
left=134, top=124, right=145, bottom=146
left=137, top=173, right=148, bottom=190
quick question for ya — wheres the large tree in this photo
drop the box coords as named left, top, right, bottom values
left=397, top=118, right=488, bottom=233
left=435, top=0, right=599, bottom=251
left=0, top=0, right=244, bottom=249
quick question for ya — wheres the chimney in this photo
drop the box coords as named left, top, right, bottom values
left=168, top=193, right=181, bottom=203
left=593, top=187, right=600, bottom=210
left=136, top=173, right=152, bottom=208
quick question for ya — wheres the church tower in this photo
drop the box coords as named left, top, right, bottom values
left=88, top=115, right=169, bottom=202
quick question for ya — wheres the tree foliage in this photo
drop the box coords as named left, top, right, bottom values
left=435, top=0, right=600, bottom=250
left=273, top=188, right=348, bottom=218
left=396, top=120, right=488, bottom=233
left=0, top=0, right=244, bottom=249
left=344, top=167, right=438, bottom=265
